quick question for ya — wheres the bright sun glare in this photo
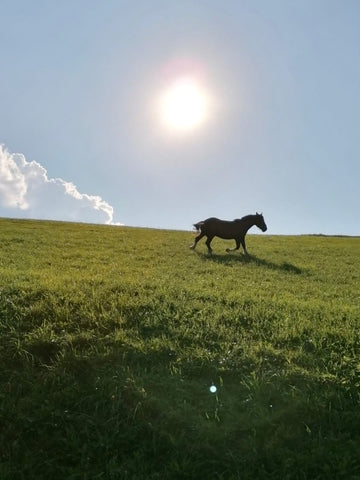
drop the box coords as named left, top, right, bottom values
left=160, top=77, right=209, bottom=132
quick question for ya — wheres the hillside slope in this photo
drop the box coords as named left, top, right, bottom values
left=1, top=218, right=359, bottom=479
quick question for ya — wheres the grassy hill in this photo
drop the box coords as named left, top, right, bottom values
left=1, top=218, right=359, bottom=479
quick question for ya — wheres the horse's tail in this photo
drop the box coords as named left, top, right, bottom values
left=193, top=221, right=204, bottom=232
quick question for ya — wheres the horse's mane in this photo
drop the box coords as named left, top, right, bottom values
left=235, top=214, right=257, bottom=222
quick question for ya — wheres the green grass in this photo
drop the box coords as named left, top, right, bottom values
left=1, top=218, right=359, bottom=479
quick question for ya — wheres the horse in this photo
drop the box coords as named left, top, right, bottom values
left=190, top=213, right=267, bottom=255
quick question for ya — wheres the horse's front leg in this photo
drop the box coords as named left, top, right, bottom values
left=240, top=237, right=248, bottom=255
left=226, top=239, right=240, bottom=253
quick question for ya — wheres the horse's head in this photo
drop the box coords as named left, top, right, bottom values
left=255, top=212, right=267, bottom=232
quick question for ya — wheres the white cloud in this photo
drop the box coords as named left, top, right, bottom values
left=0, top=145, right=121, bottom=225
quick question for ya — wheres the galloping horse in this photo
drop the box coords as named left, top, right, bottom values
left=190, top=213, right=267, bottom=255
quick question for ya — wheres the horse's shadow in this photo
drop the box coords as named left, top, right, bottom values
left=195, top=251, right=303, bottom=274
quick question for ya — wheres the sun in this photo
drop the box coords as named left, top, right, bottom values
left=159, top=77, right=209, bottom=132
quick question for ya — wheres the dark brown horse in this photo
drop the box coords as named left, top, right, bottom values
left=190, top=213, right=267, bottom=255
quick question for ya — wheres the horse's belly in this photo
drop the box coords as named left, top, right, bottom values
left=216, top=232, right=234, bottom=240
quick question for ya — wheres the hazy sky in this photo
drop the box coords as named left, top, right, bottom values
left=1, top=0, right=359, bottom=235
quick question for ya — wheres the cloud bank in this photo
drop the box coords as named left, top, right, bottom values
left=0, top=145, right=119, bottom=225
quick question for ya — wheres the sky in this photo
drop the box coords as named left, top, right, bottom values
left=1, top=0, right=360, bottom=235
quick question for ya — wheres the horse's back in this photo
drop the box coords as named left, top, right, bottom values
left=202, top=217, right=228, bottom=229
left=205, top=218, right=237, bottom=227
left=203, top=217, right=220, bottom=223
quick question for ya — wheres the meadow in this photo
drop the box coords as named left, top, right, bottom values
left=0, top=218, right=359, bottom=479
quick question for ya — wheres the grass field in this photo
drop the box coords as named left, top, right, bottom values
left=1, top=218, right=359, bottom=479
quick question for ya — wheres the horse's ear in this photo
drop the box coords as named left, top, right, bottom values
left=256, top=211, right=259, bottom=215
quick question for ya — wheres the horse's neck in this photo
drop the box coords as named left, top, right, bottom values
left=242, top=216, right=256, bottom=232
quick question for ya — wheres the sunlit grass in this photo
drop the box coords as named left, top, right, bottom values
left=1, top=218, right=359, bottom=479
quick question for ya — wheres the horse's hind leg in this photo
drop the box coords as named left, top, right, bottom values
left=190, top=232, right=205, bottom=250
left=205, top=236, right=214, bottom=254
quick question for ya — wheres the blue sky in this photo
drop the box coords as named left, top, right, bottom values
left=1, top=0, right=359, bottom=234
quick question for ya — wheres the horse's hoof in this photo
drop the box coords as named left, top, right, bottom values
left=189, top=245, right=195, bottom=250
